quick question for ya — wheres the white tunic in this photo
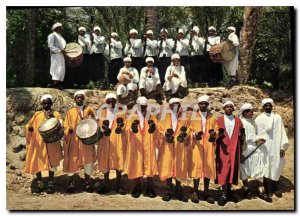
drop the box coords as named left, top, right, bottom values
left=206, top=36, right=221, bottom=51
left=225, top=32, right=239, bottom=76
left=104, top=38, right=123, bottom=60
left=224, top=114, right=235, bottom=138
left=190, top=36, right=205, bottom=56
left=163, top=65, right=187, bottom=94
left=144, top=39, right=158, bottom=57
left=78, top=34, right=91, bottom=54
left=90, top=33, right=106, bottom=54
left=175, top=38, right=190, bottom=56
left=124, top=38, right=143, bottom=57
left=158, top=38, right=174, bottom=58
left=139, top=66, right=161, bottom=92
left=255, top=112, right=289, bottom=181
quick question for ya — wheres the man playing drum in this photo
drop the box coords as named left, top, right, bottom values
left=24, top=94, right=63, bottom=194
left=63, top=90, right=97, bottom=193
left=47, top=22, right=66, bottom=89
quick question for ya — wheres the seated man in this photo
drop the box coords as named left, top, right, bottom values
left=139, top=57, right=163, bottom=105
left=163, top=53, right=188, bottom=102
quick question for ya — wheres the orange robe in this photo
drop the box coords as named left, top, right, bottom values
left=24, top=111, right=63, bottom=174
left=188, top=111, right=218, bottom=179
left=63, top=106, right=96, bottom=173
left=124, top=113, right=159, bottom=179
left=157, top=113, right=190, bottom=181
left=97, top=108, right=127, bottom=172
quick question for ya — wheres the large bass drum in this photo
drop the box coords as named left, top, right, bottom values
left=209, top=41, right=236, bottom=63
left=76, top=119, right=102, bottom=145
left=38, top=118, right=64, bottom=144
left=65, top=43, right=83, bottom=67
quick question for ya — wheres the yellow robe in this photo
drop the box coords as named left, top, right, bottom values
left=188, top=111, right=218, bottom=179
left=24, top=111, right=63, bottom=174
left=157, top=113, right=190, bottom=181
left=124, top=113, right=159, bottom=179
left=97, top=108, right=127, bottom=172
left=63, top=106, right=96, bottom=173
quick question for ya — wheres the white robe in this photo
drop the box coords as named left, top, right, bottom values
left=255, top=112, right=289, bottom=181
left=163, top=65, right=187, bottom=94
left=139, top=67, right=160, bottom=92
left=225, top=32, right=239, bottom=76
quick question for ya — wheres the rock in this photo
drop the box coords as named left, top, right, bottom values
left=10, top=165, right=16, bottom=170
left=15, top=114, right=25, bottom=126
left=19, top=153, right=26, bottom=161
left=6, top=161, right=10, bottom=166
left=16, top=171, right=22, bottom=177
left=12, top=144, right=24, bottom=153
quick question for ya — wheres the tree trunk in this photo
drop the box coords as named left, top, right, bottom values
left=144, top=7, right=159, bottom=38
left=24, top=9, right=37, bottom=87
left=237, top=6, right=261, bottom=84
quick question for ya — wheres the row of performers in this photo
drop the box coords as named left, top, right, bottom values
left=24, top=92, right=288, bottom=206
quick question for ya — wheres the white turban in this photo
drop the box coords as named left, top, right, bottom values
left=262, top=98, right=274, bottom=106
left=160, top=29, right=168, bottom=34
left=41, top=94, right=53, bottom=102
left=136, top=96, right=148, bottom=105
left=52, top=22, right=62, bottom=31
left=169, top=98, right=181, bottom=105
left=145, top=57, right=154, bottom=63
left=178, top=29, right=184, bottom=34
left=240, top=103, right=253, bottom=113
left=129, top=29, right=138, bottom=34
left=78, top=27, right=86, bottom=32
left=193, top=26, right=199, bottom=34
left=208, top=26, right=216, bottom=31
left=123, top=57, right=132, bottom=62
left=93, top=26, right=101, bottom=32
left=111, top=32, right=118, bottom=37
left=223, top=100, right=234, bottom=108
left=171, top=53, right=180, bottom=60
left=227, top=26, right=236, bottom=32
left=105, top=93, right=117, bottom=100
left=146, top=30, right=153, bottom=35
left=74, top=90, right=86, bottom=98
left=197, top=95, right=209, bottom=104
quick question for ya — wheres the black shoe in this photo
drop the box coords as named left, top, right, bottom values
left=243, top=189, right=252, bottom=199
left=217, top=194, right=228, bottom=206
left=96, top=184, right=110, bottom=194
left=274, top=190, right=282, bottom=198
left=32, top=180, right=44, bottom=194
left=131, top=187, right=142, bottom=198
left=46, top=181, right=55, bottom=194
left=116, top=186, right=126, bottom=195
left=162, top=191, right=173, bottom=202
left=191, top=192, right=200, bottom=203
left=203, top=193, right=215, bottom=204
left=175, top=190, right=188, bottom=202
left=66, top=183, right=76, bottom=193
left=258, top=192, right=273, bottom=203
left=146, top=187, right=156, bottom=198
left=84, top=182, right=94, bottom=193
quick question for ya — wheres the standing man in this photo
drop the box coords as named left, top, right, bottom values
left=216, top=101, right=244, bottom=206
left=24, top=94, right=63, bottom=194
left=47, top=22, right=66, bottom=89
left=188, top=95, right=218, bottom=204
left=255, top=98, right=289, bottom=198
left=90, top=26, right=106, bottom=82
left=63, top=90, right=96, bottom=193
left=143, top=30, right=158, bottom=66
left=105, top=32, right=123, bottom=85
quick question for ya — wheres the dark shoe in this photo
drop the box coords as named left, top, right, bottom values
left=271, top=181, right=282, bottom=198
left=175, top=189, right=188, bottom=202
left=191, top=191, right=200, bottom=203
left=32, top=180, right=44, bottom=194
left=96, top=184, right=110, bottom=194
left=217, top=193, right=228, bottom=206
left=131, top=187, right=142, bottom=198
left=274, top=190, right=282, bottom=198
left=46, top=181, right=55, bottom=194
left=203, top=192, right=215, bottom=204
left=66, top=182, right=76, bottom=193
left=84, top=181, right=94, bottom=193
left=146, top=187, right=156, bottom=198
left=116, top=186, right=126, bottom=195
left=243, top=188, right=252, bottom=199
left=162, top=191, right=173, bottom=202
left=258, top=192, right=273, bottom=203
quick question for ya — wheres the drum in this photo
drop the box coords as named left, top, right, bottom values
left=118, top=72, right=131, bottom=85
left=209, top=42, right=236, bottom=63
left=65, top=43, right=83, bottom=67
left=76, top=119, right=102, bottom=145
left=38, top=118, right=64, bottom=144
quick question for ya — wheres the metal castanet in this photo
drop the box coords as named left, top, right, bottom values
left=76, top=119, right=102, bottom=145
left=38, top=118, right=64, bottom=144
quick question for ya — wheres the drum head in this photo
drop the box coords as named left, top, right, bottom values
left=65, top=43, right=83, bottom=58
left=221, top=42, right=236, bottom=61
left=38, top=118, right=58, bottom=133
left=76, top=119, right=98, bottom=139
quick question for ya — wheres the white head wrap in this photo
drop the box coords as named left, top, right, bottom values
left=262, top=98, right=274, bottom=106
left=208, top=26, right=216, bottom=31
left=145, top=57, right=154, bottom=63
left=178, top=29, right=184, bottom=34
left=197, top=95, right=210, bottom=104
left=105, top=93, right=117, bottom=100
left=123, top=57, right=132, bottom=62
left=171, top=53, right=180, bottom=60
left=240, top=103, right=253, bottom=113
left=146, top=30, right=153, bottom=35
left=169, top=98, right=181, bottom=105
left=78, top=27, right=86, bottom=32
left=227, top=26, right=236, bottom=32
left=52, top=22, right=62, bottom=31
left=193, top=26, right=199, bottom=34
left=41, top=94, right=53, bottom=102
left=129, top=29, right=138, bottom=34
left=74, top=90, right=86, bottom=98
left=93, top=26, right=101, bottom=32
left=136, top=96, right=148, bottom=105
left=111, top=32, right=118, bottom=37
left=160, top=29, right=168, bottom=34
left=223, top=100, right=234, bottom=108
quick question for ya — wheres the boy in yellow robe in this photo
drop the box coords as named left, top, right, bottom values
left=96, top=93, right=127, bottom=195
left=124, top=97, right=159, bottom=198
left=63, top=90, right=96, bottom=193
left=157, top=98, right=190, bottom=202
left=188, top=95, right=219, bottom=204
left=24, top=94, right=63, bottom=194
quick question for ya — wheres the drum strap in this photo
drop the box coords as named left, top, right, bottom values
left=76, top=105, right=86, bottom=120
left=44, top=109, right=54, bottom=119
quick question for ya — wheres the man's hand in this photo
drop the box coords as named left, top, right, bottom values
left=257, top=138, right=266, bottom=145
left=28, top=126, right=34, bottom=132
left=173, top=73, right=179, bottom=78
left=280, top=149, right=285, bottom=157
left=167, top=75, right=173, bottom=81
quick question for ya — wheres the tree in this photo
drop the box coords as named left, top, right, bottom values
left=144, top=7, right=159, bottom=37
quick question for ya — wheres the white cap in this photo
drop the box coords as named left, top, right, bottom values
left=160, top=29, right=168, bottom=34
left=74, top=90, right=86, bottom=98
left=105, top=93, right=117, bottom=100
left=178, top=29, right=184, bottom=34
left=240, top=103, right=253, bottom=113
left=169, top=98, right=181, bottom=105
left=136, top=96, right=148, bottom=105
left=145, top=57, right=154, bottom=63
left=78, top=27, right=86, bottom=32
left=262, top=98, right=274, bottom=106
left=123, top=57, right=132, bottom=62
left=171, top=53, right=180, bottom=60
left=111, top=32, right=118, bottom=37
left=227, top=26, right=236, bottom=32
left=146, top=30, right=153, bottom=35
left=223, top=100, right=234, bottom=108
left=129, top=29, right=138, bottom=34
left=93, top=26, right=101, bottom=32
left=52, top=22, right=62, bottom=31
left=208, top=26, right=216, bottom=31
left=197, top=95, right=209, bottom=104
left=41, top=94, right=53, bottom=102
left=193, top=26, right=199, bottom=34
